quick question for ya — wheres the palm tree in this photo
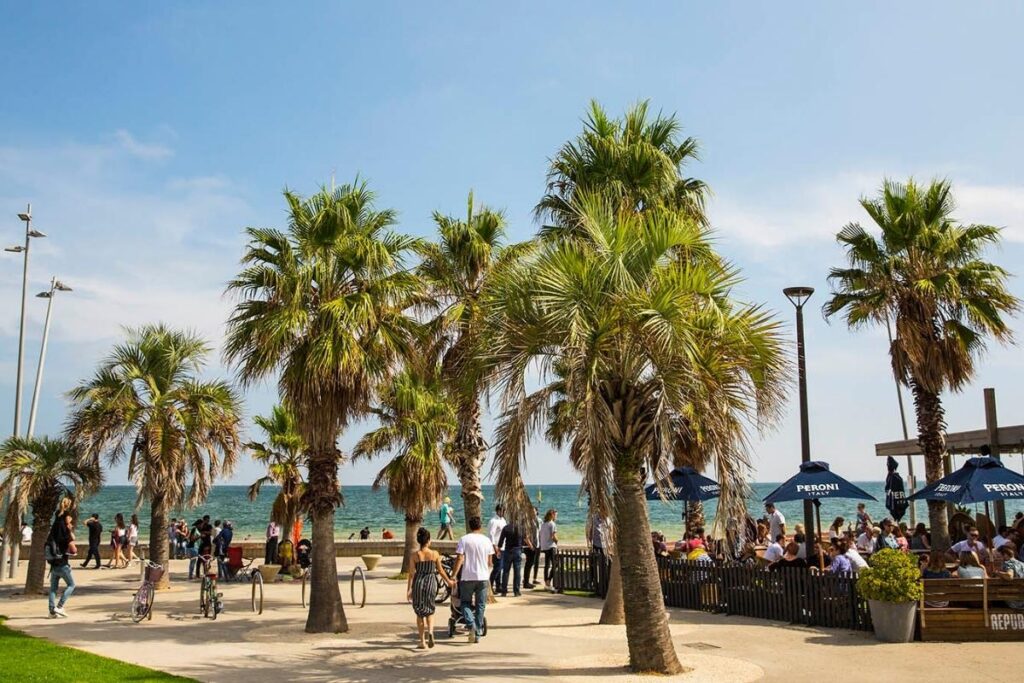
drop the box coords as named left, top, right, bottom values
left=247, top=405, right=306, bottom=544
left=824, top=178, right=1019, bottom=549
left=225, top=181, right=420, bottom=633
left=353, top=366, right=455, bottom=574
left=416, top=192, right=531, bottom=530
left=486, top=197, right=787, bottom=674
left=0, top=436, right=102, bottom=594
left=536, top=99, right=710, bottom=233
left=66, top=325, right=241, bottom=589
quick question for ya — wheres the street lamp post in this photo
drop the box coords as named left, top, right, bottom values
left=27, top=278, right=72, bottom=438
left=2, top=205, right=46, bottom=581
left=784, top=286, right=816, bottom=561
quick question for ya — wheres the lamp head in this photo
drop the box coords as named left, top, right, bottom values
left=54, top=281, right=71, bottom=292
left=17, top=212, right=31, bottom=222
left=4, top=245, right=25, bottom=253
left=27, top=229, right=46, bottom=239
left=36, top=291, right=51, bottom=299
left=783, top=286, right=815, bottom=308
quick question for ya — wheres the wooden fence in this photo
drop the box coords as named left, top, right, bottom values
left=553, top=550, right=872, bottom=632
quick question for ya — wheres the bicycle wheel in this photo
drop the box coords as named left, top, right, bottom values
left=200, top=577, right=210, bottom=618
left=210, top=581, right=219, bottom=621
left=145, top=582, right=155, bottom=621
left=251, top=571, right=264, bottom=614
left=350, top=566, right=366, bottom=608
left=130, top=583, right=150, bottom=623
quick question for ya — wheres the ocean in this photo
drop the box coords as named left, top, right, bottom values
left=67, top=483, right=1024, bottom=544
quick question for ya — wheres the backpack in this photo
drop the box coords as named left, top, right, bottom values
left=44, top=533, right=61, bottom=565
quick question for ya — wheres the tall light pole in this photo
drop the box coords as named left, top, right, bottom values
left=784, top=286, right=815, bottom=561
left=27, top=278, right=72, bottom=438
left=2, top=206, right=46, bottom=580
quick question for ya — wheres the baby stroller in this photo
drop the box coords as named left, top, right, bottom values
left=296, top=539, right=312, bottom=569
left=446, top=555, right=488, bottom=638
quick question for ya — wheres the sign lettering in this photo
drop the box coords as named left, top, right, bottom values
left=990, top=613, right=1024, bottom=630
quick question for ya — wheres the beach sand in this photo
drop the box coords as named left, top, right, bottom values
left=0, top=557, right=1015, bottom=682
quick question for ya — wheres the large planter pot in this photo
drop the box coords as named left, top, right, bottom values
left=361, top=554, right=383, bottom=571
left=258, top=564, right=281, bottom=583
left=867, top=599, right=917, bottom=643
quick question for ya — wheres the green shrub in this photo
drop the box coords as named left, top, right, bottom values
left=857, top=549, right=923, bottom=603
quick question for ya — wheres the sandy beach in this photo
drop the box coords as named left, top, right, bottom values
left=0, top=557, right=1016, bottom=682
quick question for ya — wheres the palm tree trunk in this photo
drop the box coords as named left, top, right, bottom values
left=304, top=447, right=347, bottom=633
left=612, top=463, right=683, bottom=674
left=454, top=397, right=486, bottom=532
left=685, top=500, right=705, bottom=535
left=911, top=380, right=951, bottom=550
left=149, top=493, right=170, bottom=589
left=24, top=500, right=57, bottom=594
left=401, top=513, right=421, bottom=578
left=599, top=551, right=625, bottom=625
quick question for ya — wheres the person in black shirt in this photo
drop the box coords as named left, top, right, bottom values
left=768, top=541, right=808, bottom=571
left=497, top=521, right=525, bottom=596
left=81, top=513, right=102, bottom=569
left=47, top=512, right=76, bottom=617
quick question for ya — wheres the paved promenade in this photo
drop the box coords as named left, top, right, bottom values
left=0, top=557, right=1014, bottom=682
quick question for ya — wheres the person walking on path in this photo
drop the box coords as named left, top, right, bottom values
left=81, top=513, right=102, bottom=569
left=487, top=505, right=507, bottom=592
left=126, top=514, right=140, bottom=564
left=265, top=520, right=280, bottom=564
left=523, top=506, right=540, bottom=589
left=107, top=513, right=127, bottom=569
left=406, top=527, right=454, bottom=649
left=452, top=516, right=494, bottom=644
left=497, top=520, right=524, bottom=596
left=539, top=508, right=559, bottom=592
left=47, top=512, right=77, bottom=617
left=438, top=497, right=456, bottom=540
left=216, top=521, right=234, bottom=579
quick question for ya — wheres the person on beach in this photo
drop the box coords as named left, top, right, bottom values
left=487, top=505, right=507, bottom=592
left=168, top=518, right=178, bottom=558
left=107, top=513, right=127, bottom=569
left=407, top=527, right=455, bottom=649
left=855, top=503, right=872, bottom=535
left=438, top=497, right=455, bottom=540
left=46, top=512, right=76, bottom=617
left=452, top=516, right=494, bottom=644
left=81, top=513, right=102, bottom=569
left=265, top=520, right=280, bottom=564
left=126, top=514, right=139, bottom=564
left=21, top=520, right=32, bottom=545
left=382, top=528, right=395, bottom=540
left=176, top=519, right=189, bottom=555
left=539, top=508, right=558, bottom=592
left=765, top=503, right=785, bottom=541
left=359, top=526, right=370, bottom=540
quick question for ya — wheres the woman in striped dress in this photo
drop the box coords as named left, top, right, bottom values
left=407, top=527, right=454, bottom=649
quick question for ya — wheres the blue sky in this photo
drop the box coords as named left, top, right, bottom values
left=1, top=2, right=1023, bottom=487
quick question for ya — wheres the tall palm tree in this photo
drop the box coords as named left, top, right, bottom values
left=66, top=325, right=242, bottom=589
left=486, top=197, right=786, bottom=674
left=353, top=366, right=455, bottom=574
left=536, top=99, right=709, bottom=234
left=247, top=405, right=306, bottom=543
left=824, top=178, right=1019, bottom=549
left=0, top=436, right=102, bottom=594
left=225, top=181, right=420, bottom=633
left=416, top=192, right=531, bottom=530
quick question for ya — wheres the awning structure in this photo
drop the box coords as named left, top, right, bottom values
left=874, top=425, right=1024, bottom=458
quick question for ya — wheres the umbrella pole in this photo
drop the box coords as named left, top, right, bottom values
left=814, top=500, right=824, bottom=570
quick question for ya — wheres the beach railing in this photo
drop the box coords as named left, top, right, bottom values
left=553, top=551, right=872, bottom=632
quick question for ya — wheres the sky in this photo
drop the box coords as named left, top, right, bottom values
left=1, top=2, right=1023, bottom=487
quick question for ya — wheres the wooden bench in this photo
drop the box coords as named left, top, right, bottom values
left=919, top=578, right=1024, bottom=641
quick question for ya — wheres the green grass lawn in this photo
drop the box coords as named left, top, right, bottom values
left=0, top=616, right=196, bottom=683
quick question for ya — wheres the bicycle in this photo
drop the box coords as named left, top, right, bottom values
left=198, top=555, right=222, bottom=620
left=130, top=561, right=163, bottom=623
left=221, top=552, right=264, bottom=615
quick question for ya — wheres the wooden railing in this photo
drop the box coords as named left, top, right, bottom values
left=553, top=550, right=872, bottom=632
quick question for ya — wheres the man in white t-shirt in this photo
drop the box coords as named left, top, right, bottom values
left=453, top=516, right=495, bottom=643
left=948, top=526, right=989, bottom=563
left=487, top=505, right=507, bottom=592
left=763, top=534, right=785, bottom=563
left=765, top=503, right=786, bottom=542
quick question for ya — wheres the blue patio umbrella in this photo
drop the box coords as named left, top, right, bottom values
left=645, top=467, right=720, bottom=529
left=908, top=456, right=1024, bottom=505
left=763, top=461, right=876, bottom=564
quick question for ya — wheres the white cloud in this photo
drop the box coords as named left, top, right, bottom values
left=710, top=170, right=1024, bottom=248
left=113, top=129, right=174, bottom=160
